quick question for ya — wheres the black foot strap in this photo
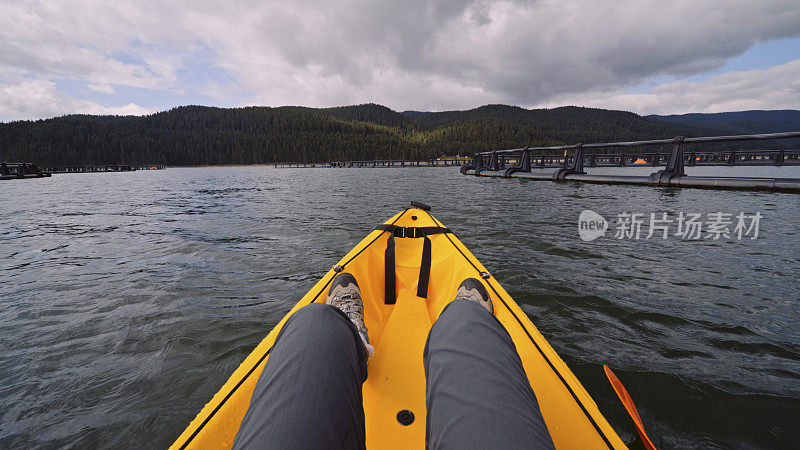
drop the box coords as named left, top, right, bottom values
left=375, top=225, right=451, bottom=304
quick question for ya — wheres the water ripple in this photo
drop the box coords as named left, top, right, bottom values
left=0, top=166, right=799, bottom=448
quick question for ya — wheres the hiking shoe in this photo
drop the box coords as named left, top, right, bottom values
left=327, top=273, right=374, bottom=357
left=454, top=278, right=493, bottom=313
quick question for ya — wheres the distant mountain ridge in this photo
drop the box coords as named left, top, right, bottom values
left=3, top=104, right=794, bottom=166
left=648, top=110, right=800, bottom=135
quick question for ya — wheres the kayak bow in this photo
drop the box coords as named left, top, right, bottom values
left=172, top=206, right=626, bottom=449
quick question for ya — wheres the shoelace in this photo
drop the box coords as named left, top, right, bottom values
left=330, top=291, right=374, bottom=356
left=331, top=294, right=367, bottom=332
left=454, top=288, right=484, bottom=303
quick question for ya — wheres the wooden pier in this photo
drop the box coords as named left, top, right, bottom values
left=274, top=158, right=471, bottom=168
left=461, top=132, right=800, bottom=192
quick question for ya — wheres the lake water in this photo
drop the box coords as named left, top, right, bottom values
left=1, top=166, right=799, bottom=448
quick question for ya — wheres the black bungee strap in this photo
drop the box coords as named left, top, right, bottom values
left=375, top=224, right=451, bottom=304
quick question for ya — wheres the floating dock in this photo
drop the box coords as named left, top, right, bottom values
left=2, top=162, right=167, bottom=179
left=42, top=164, right=166, bottom=173
left=1, top=162, right=51, bottom=180
left=275, top=158, right=471, bottom=168
left=461, top=132, right=800, bottom=192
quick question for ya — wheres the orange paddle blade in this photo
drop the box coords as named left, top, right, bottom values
left=603, top=365, right=656, bottom=450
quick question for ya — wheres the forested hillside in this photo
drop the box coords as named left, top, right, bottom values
left=0, top=103, right=704, bottom=166
left=404, top=105, right=699, bottom=152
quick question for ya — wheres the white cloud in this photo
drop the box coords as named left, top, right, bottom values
left=0, top=79, right=152, bottom=121
left=543, top=59, right=800, bottom=114
left=0, top=3, right=175, bottom=90
left=88, top=84, right=115, bottom=94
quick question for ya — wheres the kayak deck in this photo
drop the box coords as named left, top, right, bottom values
left=172, top=207, right=625, bottom=449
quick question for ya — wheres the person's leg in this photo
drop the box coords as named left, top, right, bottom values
left=233, top=302, right=368, bottom=450
left=424, top=279, right=555, bottom=449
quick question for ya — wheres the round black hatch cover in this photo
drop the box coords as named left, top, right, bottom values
left=396, top=409, right=414, bottom=426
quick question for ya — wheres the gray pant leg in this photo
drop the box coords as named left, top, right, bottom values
left=424, top=300, right=555, bottom=450
left=233, top=303, right=367, bottom=450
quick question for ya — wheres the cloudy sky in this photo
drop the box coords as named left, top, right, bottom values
left=1, top=1, right=799, bottom=121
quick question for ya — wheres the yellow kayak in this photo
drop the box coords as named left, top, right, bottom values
left=172, top=205, right=626, bottom=449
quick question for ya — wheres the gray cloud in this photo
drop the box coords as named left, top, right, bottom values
left=192, top=0, right=800, bottom=109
